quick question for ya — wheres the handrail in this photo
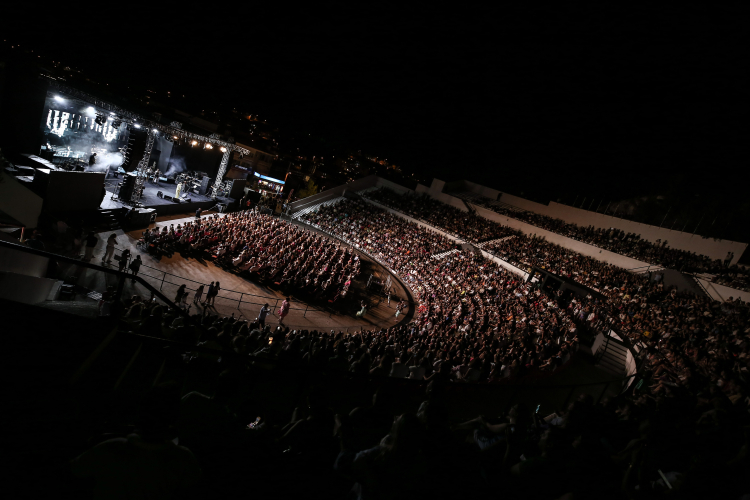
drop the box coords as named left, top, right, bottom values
left=109, top=245, right=320, bottom=313
left=292, top=218, right=418, bottom=308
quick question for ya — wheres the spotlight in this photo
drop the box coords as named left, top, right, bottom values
left=54, top=96, right=64, bottom=102
left=205, top=143, right=213, bottom=149
left=192, top=140, right=198, bottom=146
left=112, top=119, right=122, bottom=129
left=95, top=113, right=105, bottom=125
left=152, top=129, right=158, bottom=133
left=87, top=106, right=95, bottom=113
left=134, top=124, right=141, bottom=129
left=220, top=146, right=227, bottom=152
left=173, top=136, right=178, bottom=140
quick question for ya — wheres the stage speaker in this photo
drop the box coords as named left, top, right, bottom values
left=157, top=191, right=163, bottom=198
left=118, top=172, right=137, bottom=201
left=163, top=194, right=172, bottom=201
left=228, top=179, right=246, bottom=199
left=122, top=129, right=148, bottom=172
left=130, top=208, right=156, bottom=229
left=198, top=176, right=210, bottom=195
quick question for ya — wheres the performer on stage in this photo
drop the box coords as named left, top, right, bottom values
left=175, top=182, right=183, bottom=200
left=88, top=152, right=97, bottom=167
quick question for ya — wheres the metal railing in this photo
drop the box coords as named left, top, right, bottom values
left=0, top=239, right=196, bottom=327
left=111, top=245, right=321, bottom=315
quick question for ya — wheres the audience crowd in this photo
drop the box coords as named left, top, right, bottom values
left=462, top=192, right=743, bottom=275
left=140, top=210, right=361, bottom=301
left=68, top=192, right=750, bottom=499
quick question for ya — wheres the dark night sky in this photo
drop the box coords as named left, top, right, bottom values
left=2, top=4, right=746, bottom=202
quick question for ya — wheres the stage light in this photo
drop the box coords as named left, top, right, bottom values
left=192, top=140, right=198, bottom=146
left=87, top=106, right=95, bottom=113
left=205, top=143, right=213, bottom=149
left=152, top=129, right=158, bottom=133
left=220, top=146, right=227, bottom=152
left=112, top=119, right=122, bottom=129
left=173, top=136, right=178, bottom=140
left=134, top=124, right=141, bottom=128
left=54, top=96, right=64, bottom=102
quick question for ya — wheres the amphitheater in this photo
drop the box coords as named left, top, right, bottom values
left=2, top=174, right=749, bottom=499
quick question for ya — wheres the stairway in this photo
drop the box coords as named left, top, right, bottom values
left=431, top=249, right=459, bottom=260
left=594, top=335, right=628, bottom=377
left=476, top=235, right=516, bottom=249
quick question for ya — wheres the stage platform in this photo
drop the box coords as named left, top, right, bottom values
left=102, top=179, right=238, bottom=216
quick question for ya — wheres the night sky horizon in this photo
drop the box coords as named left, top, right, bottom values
left=2, top=4, right=746, bottom=205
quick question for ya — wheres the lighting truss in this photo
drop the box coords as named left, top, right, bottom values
left=131, top=130, right=155, bottom=204
left=210, top=146, right=233, bottom=198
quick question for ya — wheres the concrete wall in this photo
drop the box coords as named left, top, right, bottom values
left=419, top=178, right=468, bottom=212
left=460, top=179, right=747, bottom=265
left=696, top=277, right=750, bottom=303
left=0, top=271, right=57, bottom=305
left=0, top=171, right=43, bottom=228
left=0, top=241, right=49, bottom=278
left=463, top=180, right=501, bottom=201
left=471, top=203, right=659, bottom=271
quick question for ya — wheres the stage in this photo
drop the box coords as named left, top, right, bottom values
left=101, top=177, right=238, bottom=216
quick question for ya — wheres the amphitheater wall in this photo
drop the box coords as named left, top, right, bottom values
left=472, top=204, right=657, bottom=271
left=459, top=180, right=746, bottom=265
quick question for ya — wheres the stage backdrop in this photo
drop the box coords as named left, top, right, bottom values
left=164, top=141, right=223, bottom=178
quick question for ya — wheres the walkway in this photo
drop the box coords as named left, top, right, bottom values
left=84, top=212, right=409, bottom=331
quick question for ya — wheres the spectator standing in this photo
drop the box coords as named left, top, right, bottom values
left=118, top=249, right=131, bottom=273
left=175, top=284, right=187, bottom=305
left=206, top=281, right=220, bottom=306
left=395, top=300, right=405, bottom=319
left=203, top=282, right=215, bottom=306
left=257, top=303, right=271, bottom=328
left=278, top=297, right=290, bottom=325
left=194, top=284, right=205, bottom=304
left=356, top=300, right=367, bottom=318
left=128, top=255, right=142, bottom=282
left=83, top=232, right=98, bottom=262
left=195, top=207, right=202, bottom=219
left=103, top=233, right=117, bottom=264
